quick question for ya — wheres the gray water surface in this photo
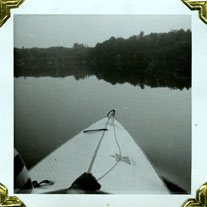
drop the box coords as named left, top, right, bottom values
left=14, top=76, right=191, bottom=192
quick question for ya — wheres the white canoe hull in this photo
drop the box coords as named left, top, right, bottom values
left=30, top=117, right=168, bottom=194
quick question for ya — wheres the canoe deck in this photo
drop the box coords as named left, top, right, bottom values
left=29, top=117, right=168, bottom=194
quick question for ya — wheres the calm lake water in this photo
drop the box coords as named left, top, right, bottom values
left=14, top=76, right=191, bottom=192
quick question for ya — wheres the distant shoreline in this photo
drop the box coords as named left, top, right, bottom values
left=14, top=29, right=191, bottom=90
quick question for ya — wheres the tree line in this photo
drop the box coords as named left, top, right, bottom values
left=14, top=29, right=191, bottom=89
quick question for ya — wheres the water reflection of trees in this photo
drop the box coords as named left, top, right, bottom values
left=14, top=29, right=191, bottom=90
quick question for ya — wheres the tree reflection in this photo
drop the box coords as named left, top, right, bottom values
left=14, top=29, right=191, bottom=90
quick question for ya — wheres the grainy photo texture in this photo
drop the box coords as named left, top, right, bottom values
left=14, top=15, right=191, bottom=194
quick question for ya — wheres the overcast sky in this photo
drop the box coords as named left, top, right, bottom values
left=14, top=15, right=191, bottom=48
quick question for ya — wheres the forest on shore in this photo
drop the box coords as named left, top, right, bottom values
left=14, top=29, right=191, bottom=89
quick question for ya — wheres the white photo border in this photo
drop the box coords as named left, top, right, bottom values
left=1, top=0, right=207, bottom=206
